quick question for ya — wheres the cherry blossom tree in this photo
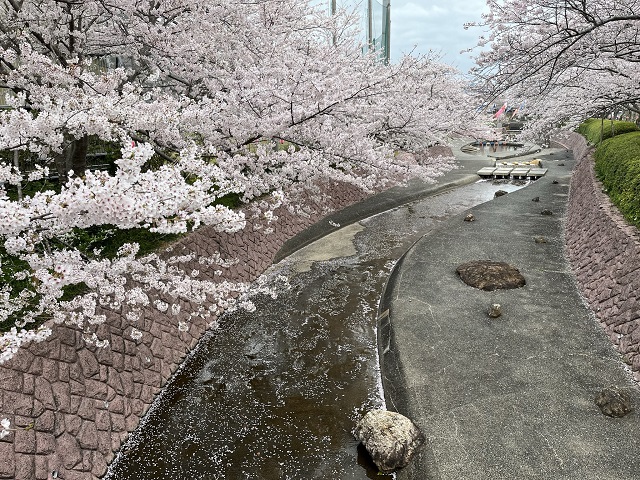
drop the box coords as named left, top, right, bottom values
left=0, top=0, right=480, bottom=362
left=469, top=0, right=640, bottom=137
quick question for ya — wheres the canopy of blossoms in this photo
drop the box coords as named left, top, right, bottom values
left=0, top=0, right=482, bottom=362
left=469, top=0, right=640, bottom=137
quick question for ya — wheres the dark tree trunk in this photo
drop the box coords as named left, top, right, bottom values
left=53, top=151, right=68, bottom=184
left=54, top=135, right=88, bottom=184
left=70, top=135, right=88, bottom=177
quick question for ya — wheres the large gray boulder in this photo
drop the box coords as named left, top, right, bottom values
left=353, top=409, right=425, bottom=472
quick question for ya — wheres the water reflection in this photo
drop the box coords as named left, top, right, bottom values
left=107, top=259, right=392, bottom=479
left=465, top=141, right=524, bottom=154
left=106, top=180, right=525, bottom=479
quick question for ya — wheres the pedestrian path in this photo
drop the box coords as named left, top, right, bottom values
left=379, top=147, right=640, bottom=479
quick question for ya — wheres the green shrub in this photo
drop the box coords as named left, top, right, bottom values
left=0, top=140, right=245, bottom=333
left=577, top=118, right=639, bottom=144
left=62, top=225, right=183, bottom=260
left=594, top=131, right=640, bottom=229
left=0, top=225, right=185, bottom=333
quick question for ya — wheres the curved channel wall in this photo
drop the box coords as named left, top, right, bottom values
left=0, top=174, right=399, bottom=479
left=555, top=132, right=640, bottom=381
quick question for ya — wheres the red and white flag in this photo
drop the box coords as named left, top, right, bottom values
left=493, top=102, right=507, bottom=119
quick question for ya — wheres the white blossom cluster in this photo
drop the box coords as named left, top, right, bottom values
left=470, top=0, right=640, bottom=136
left=0, top=326, right=52, bottom=364
left=0, top=418, right=10, bottom=439
left=0, top=0, right=484, bottom=362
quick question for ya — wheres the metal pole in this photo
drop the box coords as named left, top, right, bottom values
left=330, top=0, right=337, bottom=45
left=382, top=0, right=390, bottom=63
left=367, top=0, right=373, bottom=52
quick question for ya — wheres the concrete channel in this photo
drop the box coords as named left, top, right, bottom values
left=106, top=144, right=548, bottom=479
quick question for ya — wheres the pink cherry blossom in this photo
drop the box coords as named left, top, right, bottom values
left=0, top=0, right=484, bottom=362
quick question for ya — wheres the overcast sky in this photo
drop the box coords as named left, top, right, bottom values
left=389, top=0, right=489, bottom=72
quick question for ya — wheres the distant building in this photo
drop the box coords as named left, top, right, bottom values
left=329, top=0, right=390, bottom=63
left=0, top=1, right=392, bottom=110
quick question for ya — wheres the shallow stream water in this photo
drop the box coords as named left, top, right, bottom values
left=105, top=180, right=525, bottom=480
left=465, top=142, right=525, bottom=154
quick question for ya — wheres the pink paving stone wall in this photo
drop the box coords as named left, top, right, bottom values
left=556, top=132, right=640, bottom=381
left=0, top=178, right=378, bottom=480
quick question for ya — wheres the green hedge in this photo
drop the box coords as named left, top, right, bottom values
left=0, top=225, right=184, bottom=333
left=594, top=131, right=640, bottom=229
left=577, top=118, right=639, bottom=144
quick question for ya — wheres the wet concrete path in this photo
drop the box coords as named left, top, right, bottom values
left=105, top=179, right=526, bottom=479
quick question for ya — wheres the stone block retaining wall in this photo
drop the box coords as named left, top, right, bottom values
left=556, top=132, right=640, bottom=381
left=0, top=178, right=379, bottom=480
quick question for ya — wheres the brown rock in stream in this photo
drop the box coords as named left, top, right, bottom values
left=456, top=261, right=526, bottom=291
